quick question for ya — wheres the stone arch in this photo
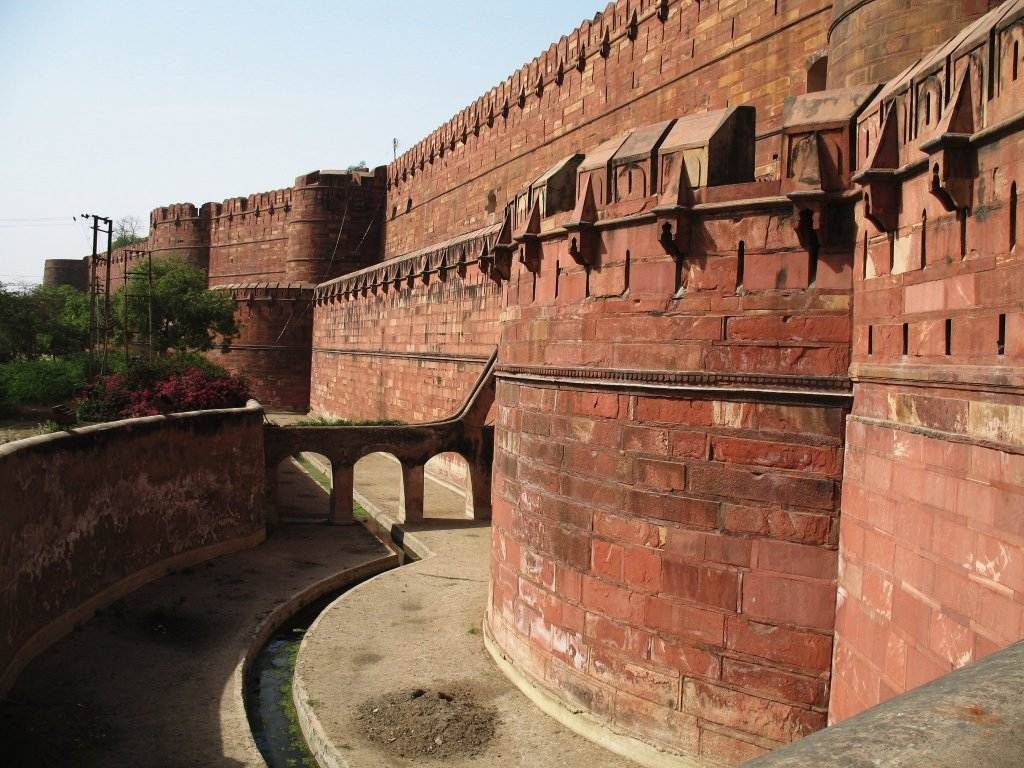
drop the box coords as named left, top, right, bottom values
left=353, top=450, right=418, bottom=522
left=424, top=452, right=489, bottom=519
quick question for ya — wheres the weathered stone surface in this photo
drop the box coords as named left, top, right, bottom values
left=0, top=403, right=266, bottom=695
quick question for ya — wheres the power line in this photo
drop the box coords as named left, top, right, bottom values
left=0, top=216, right=78, bottom=222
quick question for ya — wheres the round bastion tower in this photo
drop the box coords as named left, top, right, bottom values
left=826, top=0, right=1000, bottom=88
left=147, top=203, right=212, bottom=271
left=284, top=169, right=386, bottom=284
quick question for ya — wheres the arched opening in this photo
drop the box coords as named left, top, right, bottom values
left=353, top=452, right=405, bottom=520
left=425, top=453, right=477, bottom=519
left=807, top=56, right=828, bottom=93
left=275, top=453, right=332, bottom=522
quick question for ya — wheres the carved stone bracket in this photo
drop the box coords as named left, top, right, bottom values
left=488, top=211, right=515, bottom=281
left=564, top=176, right=599, bottom=267
left=853, top=102, right=901, bottom=232
left=513, top=199, right=543, bottom=274
left=920, top=70, right=977, bottom=212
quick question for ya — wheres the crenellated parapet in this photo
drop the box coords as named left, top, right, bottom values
left=148, top=202, right=212, bottom=270
left=383, top=0, right=838, bottom=259
left=285, top=168, right=387, bottom=283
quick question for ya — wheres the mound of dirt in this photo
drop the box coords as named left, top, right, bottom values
left=355, top=686, right=497, bottom=759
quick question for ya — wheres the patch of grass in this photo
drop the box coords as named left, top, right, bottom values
left=294, top=415, right=405, bottom=427
left=296, top=456, right=331, bottom=491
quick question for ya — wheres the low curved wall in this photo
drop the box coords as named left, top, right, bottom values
left=0, top=402, right=267, bottom=695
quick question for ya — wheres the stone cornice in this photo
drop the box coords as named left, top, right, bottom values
left=497, top=364, right=853, bottom=402
left=311, top=348, right=492, bottom=365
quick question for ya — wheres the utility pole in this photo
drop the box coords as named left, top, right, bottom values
left=102, top=217, right=113, bottom=374
left=81, top=213, right=112, bottom=379
left=122, top=248, right=155, bottom=362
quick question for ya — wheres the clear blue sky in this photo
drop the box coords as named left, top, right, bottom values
left=0, top=0, right=602, bottom=284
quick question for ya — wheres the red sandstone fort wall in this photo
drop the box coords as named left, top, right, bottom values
left=384, top=0, right=833, bottom=259
left=830, top=3, right=1024, bottom=722
left=310, top=242, right=503, bottom=422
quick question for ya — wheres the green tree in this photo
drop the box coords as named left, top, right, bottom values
left=115, top=258, right=238, bottom=354
left=112, top=215, right=146, bottom=249
left=31, top=284, right=90, bottom=357
left=0, top=282, right=90, bottom=361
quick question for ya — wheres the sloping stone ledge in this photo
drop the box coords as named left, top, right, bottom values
left=0, top=400, right=268, bottom=696
left=743, top=640, right=1024, bottom=767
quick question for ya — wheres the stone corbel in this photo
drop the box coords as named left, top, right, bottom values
left=564, top=176, right=599, bottom=267
left=488, top=211, right=515, bottom=281
left=920, top=71, right=976, bottom=212
left=787, top=192, right=827, bottom=251
left=514, top=199, right=543, bottom=274
left=852, top=102, right=901, bottom=232
left=653, top=157, right=694, bottom=268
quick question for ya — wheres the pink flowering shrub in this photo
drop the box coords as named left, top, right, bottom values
left=76, top=358, right=249, bottom=421
left=126, top=367, right=250, bottom=416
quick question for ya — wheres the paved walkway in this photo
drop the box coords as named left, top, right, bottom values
left=0, top=459, right=394, bottom=768
left=294, top=459, right=640, bottom=768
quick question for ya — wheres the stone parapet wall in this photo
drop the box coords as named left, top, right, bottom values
left=384, top=0, right=834, bottom=258
left=310, top=231, right=504, bottom=421
left=0, top=402, right=267, bottom=696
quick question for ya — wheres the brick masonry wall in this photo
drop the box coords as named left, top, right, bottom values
left=384, top=0, right=833, bottom=258
left=481, top=168, right=854, bottom=760
left=826, top=0, right=998, bottom=89
left=85, top=170, right=388, bottom=410
left=207, top=287, right=315, bottom=412
left=830, top=0, right=1024, bottom=723
left=310, top=265, right=502, bottom=422
left=208, top=190, right=293, bottom=285
left=490, top=381, right=845, bottom=763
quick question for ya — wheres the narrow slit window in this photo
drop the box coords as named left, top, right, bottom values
left=1010, top=182, right=1018, bottom=250
left=736, top=241, right=745, bottom=292
left=945, top=319, right=953, bottom=356
left=867, top=326, right=874, bottom=356
left=902, top=323, right=909, bottom=356
left=998, top=313, right=1007, bottom=356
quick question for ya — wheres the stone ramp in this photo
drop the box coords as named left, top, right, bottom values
left=0, top=510, right=394, bottom=767
left=293, top=469, right=641, bottom=767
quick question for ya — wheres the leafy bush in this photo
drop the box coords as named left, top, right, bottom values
left=0, top=355, right=88, bottom=406
left=76, top=356, right=249, bottom=421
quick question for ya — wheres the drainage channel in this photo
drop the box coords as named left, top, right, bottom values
left=245, top=535, right=417, bottom=767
